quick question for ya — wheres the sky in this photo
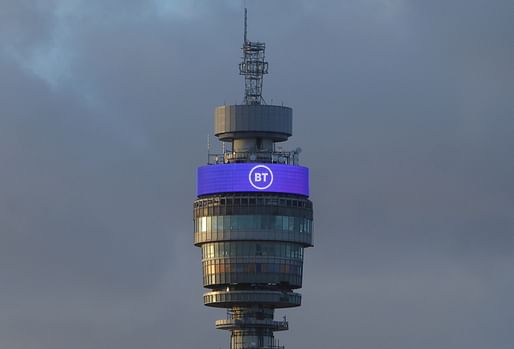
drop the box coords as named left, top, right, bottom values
left=1, top=0, right=513, bottom=348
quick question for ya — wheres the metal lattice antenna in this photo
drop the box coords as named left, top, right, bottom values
left=239, top=8, right=268, bottom=105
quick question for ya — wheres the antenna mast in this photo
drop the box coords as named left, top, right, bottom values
left=239, top=8, right=268, bottom=105
left=244, top=7, right=247, bottom=44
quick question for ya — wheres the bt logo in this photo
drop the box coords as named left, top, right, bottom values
left=248, top=165, right=274, bottom=190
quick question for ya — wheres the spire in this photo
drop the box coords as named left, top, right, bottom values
left=244, top=7, right=247, bottom=44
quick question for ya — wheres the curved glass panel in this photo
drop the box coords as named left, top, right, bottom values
left=201, top=241, right=304, bottom=260
left=201, top=258, right=304, bottom=287
left=195, top=215, right=312, bottom=234
left=193, top=194, right=314, bottom=221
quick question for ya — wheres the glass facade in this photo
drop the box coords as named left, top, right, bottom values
left=201, top=241, right=304, bottom=287
left=202, top=241, right=304, bottom=260
left=202, top=258, right=303, bottom=288
left=193, top=193, right=313, bottom=291
left=193, top=194, right=313, bottom=221
left=195, top=215, right=312, bottom=234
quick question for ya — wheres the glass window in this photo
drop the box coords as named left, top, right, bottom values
left=202, top=241, right=305, bottom=261
left=254, top=215, right=260, bottom=230
left=217, top=215, right=223, bottom=231
left=200, top=217, right=207, bottom=233
left=261, top=215, right=269, bottom=230
left=273, top=216, right=281, bottom=231
left=247, top=264, right=256, bottom=273
left=236, top=263, right=243, bottom=273
left=256, top=244, right=262, bottom=256
left=243, top=216, right=252, bottom=230
left=230, top=216, right=238, bottom=230
left=282, top=216, right=288, bottom=231
left=211, top=216, right=217, bottom=233
left=206, top=216, right=211, bottom=233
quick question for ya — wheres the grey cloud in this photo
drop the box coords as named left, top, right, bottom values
left=1, top=0, right=513, bottom=348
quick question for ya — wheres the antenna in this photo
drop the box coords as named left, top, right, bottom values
left=244, top=7, right=247, bottom=44
left=239, top=8, right=268, bottom=105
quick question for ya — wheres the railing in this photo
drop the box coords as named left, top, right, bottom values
left=208, top=150, right=300, bottom=165
left=216, top=319, right=289, bottom=331
left=242, top=342, right=285, bottom=349
left=240, top=346, right=285, bottom=349
left=229, top=343, right=285, bottom=349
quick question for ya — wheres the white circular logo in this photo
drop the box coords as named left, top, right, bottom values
left=248, top=165, right=274, bottom=190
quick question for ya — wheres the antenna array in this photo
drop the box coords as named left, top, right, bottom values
left=239, top=8, right=268, bottom=105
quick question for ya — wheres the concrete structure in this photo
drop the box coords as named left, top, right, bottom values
left=193, top=9, right=313, bottom=349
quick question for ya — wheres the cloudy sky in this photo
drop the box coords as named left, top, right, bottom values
left=1, top=0, right=513, bottom=348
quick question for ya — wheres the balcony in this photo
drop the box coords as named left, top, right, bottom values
left=215, top=318, right=288, bottom=331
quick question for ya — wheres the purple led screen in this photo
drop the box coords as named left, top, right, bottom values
left=197, top=164, right=309, bottom=197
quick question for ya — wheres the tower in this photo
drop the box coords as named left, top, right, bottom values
left=194, top=9, right=313, bottom=349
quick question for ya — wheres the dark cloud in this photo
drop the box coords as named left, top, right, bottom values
left=1, top=0, right=513, bottom=348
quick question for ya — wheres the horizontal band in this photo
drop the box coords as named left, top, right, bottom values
left=204, top=290, right=302, bottom=308
left=197, top=164, right=309, bottom=196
